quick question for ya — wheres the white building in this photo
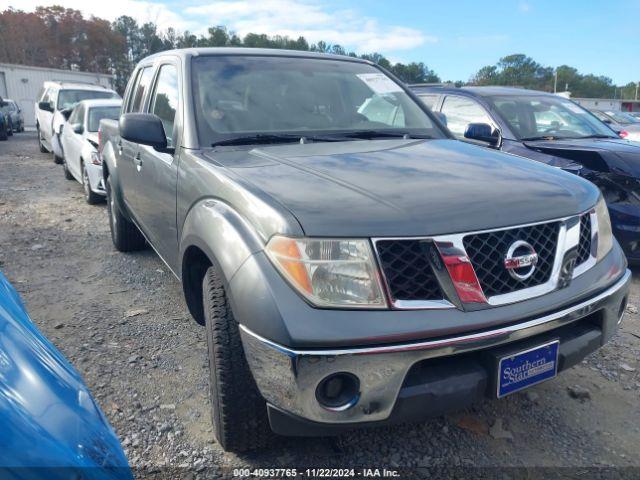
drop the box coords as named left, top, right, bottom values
left=571, top=97, right=640, bottom=113
left=0, top=63, right=114, bottom=129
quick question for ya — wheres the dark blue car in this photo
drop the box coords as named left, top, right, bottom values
left=411, top=85, right=640, bottom=263
left=0, top=271, right=131, bottom=479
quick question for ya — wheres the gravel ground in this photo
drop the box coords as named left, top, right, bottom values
left=1, top=133, right=639, bottom=477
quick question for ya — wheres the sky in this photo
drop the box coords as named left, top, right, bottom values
left=2, top=0, right=639, bottom=84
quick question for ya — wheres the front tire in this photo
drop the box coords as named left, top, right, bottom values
left=82, top=161, right=102, bottom=205
left=7, top=121, right=13, bottom=136
left=203, top=265, right=271, bottom=452
left=105, top=175, right=146, bottom=251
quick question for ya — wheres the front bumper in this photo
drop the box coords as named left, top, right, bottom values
left=86, top=162, right=106, bottom=195
left=240, top=269, right=630, bottom=431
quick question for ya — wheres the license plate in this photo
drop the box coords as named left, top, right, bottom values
left=497, top=340, right=559, bottom=398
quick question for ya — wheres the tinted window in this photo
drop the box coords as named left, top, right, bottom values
left=192, top=56, right=445, bottom=145
left=150, top=64, right=179, bottom=145
left=129, top=67, right=154, bottom=113
left=88, top=106, right=121, bottom=132
left=57, top=90, right=118, bottom=110
left=440, top=95, right=494, bottom=139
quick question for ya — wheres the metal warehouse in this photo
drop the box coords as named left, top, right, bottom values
left=0, top=63, right=114, bottom=129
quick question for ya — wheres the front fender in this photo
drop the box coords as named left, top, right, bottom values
left=179, top=198, right=265, bottom=284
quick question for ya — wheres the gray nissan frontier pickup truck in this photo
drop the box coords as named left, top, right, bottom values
left=99, top=48, right=631, bottom=452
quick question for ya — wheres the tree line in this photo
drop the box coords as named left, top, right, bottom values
left=0, top=6, right=635, bottom=100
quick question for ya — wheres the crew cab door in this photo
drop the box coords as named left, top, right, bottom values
left=118, top=66, right=155, bottom=216
left=134, top=61, right=181, bottom=269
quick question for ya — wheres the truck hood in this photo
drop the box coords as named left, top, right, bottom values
left=521, top=137, right=640, bottom=178
left=208, top=139, right=599, bottom=237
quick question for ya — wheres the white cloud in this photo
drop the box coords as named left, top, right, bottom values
left=0, top=0, right=433, bottom=53
left=0, top=0, right=196, bottom=32
left=519, top=1, right=532, bottom=13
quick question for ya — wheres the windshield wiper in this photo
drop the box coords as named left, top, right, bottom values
left=211, top=133, right=344, bottom=147
left=341, top=130, right=433, bottom=140
left=576, top=134, right=617, bottom=139
left=520, top=135, right=563, bottom=141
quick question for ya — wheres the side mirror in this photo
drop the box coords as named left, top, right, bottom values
left=38, top=101, right=53, bottom=112
left=434, top=111, right=447, bottom=126
left=464, top=122, right=501, bottom=147
left=61, top=108, right=73, bottom=120
left=119, top=113, right=169, bottom=152
left=72, top=123, right=84, bottom=134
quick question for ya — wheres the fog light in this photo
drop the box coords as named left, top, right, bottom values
left=315, top=372, right=360, bottom=411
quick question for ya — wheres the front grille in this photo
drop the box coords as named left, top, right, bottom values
left=375, top=240, right=443, bottom=301
left=576, top=213, right=592, bottom=265
left=463, top=222, right=560, bottom=297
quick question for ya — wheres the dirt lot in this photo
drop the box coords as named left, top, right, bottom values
left=1, top=132, right=640, bottom=476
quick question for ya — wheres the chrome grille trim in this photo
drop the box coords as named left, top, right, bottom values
left=373, top=209, right=598, bottom=309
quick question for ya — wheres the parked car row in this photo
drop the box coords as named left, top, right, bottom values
left=34, top=82, right=122, bottom=203
left=589, top=109, right=640, bottom=142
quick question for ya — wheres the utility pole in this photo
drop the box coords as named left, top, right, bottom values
left=554, top=69, right=558, bottom=93
left=636, top=81, right=639, bottom=101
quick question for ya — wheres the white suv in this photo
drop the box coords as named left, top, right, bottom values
left=35, top=82, right=119, bottom=163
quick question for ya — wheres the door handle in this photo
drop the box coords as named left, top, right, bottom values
left=133, top=152, right=143, bottom=171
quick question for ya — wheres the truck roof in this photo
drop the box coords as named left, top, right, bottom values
left=409, top=85, right=551, bottom=97
left=43, top=80, right=115, bottom=92
left=76, top=98, right=122, bottom=109
left=141, top=47, right=373, bottom=65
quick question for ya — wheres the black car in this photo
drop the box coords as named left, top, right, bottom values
left=411, top=85, right=640, bottom=263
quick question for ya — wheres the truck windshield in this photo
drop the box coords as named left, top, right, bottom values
left=57, top=90, right=119, bottom=110
left=88, top=106, right=121, bottom=132
left=192, top=55, right=446, bottom=145
left=487, top=95, right=618, bottom=141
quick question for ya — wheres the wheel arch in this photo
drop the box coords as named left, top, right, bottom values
left=179, top=199, right=265, bottom=325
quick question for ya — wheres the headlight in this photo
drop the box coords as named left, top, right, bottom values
left=595, top=196, right=613, bottom=261
left=265, top=236, right=387, bottom=308
left=90, top=151, right=101, bottom=166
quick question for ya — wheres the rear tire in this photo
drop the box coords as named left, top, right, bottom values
left=105, top=175, right=146, bottom=251
left=203, top=265, right=271, bottom=452
left=82, top=161, right=102, bottom=205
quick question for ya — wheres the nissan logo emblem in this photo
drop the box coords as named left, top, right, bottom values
left=504, top=240, right=538, bottom=281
